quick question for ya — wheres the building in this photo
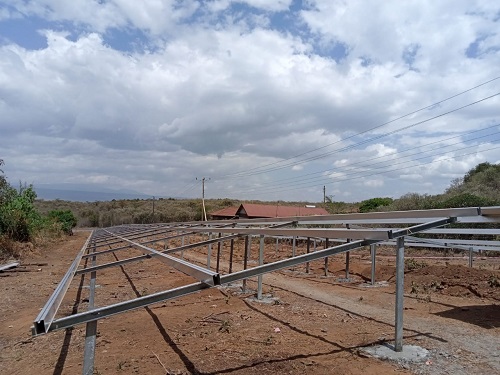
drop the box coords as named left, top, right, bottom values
left=210, top=203, right=329, bottom=220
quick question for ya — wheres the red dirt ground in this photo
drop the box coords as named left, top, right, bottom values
left=1, top=232, right=499, bottom=375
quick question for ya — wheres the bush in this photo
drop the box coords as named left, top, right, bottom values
left=359, top=197, right=393, bottom=213
left=436, top=193, right=494, bottom=209
left=0, top=184, right=44, bottom=242
left=47, top=210, right=77, bottom=235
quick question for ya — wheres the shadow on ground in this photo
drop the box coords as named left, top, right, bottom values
left=435, top=304, right=500, bottom=328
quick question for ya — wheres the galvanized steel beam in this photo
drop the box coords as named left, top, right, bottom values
left=32, top=231, right=93, bottom=335
left=187, top=227, right=391, bottom=240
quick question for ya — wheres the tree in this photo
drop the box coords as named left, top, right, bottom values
left=463, top=162, right=494, bottom=183
left=446, top=162, right=500, bottom=202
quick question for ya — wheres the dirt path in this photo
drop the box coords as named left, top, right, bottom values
left=262, top=272, right=500, bottom=375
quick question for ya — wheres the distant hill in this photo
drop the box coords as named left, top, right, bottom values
left=35, top=188, right=157, bottom=202
left=35, top=184, right=157, bottom=202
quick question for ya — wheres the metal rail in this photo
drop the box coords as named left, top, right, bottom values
left=32, top=231, right=93, bottom=335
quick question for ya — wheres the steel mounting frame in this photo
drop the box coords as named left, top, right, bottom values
left=30, top=206, right=500, bottom=374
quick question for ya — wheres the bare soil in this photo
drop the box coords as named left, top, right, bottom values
left=1, top=232, right=499, bottom=375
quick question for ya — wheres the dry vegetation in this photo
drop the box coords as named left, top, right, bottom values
left=34, top=198, right=358, bottom=228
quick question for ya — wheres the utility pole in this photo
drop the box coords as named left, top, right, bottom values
left=323, top=186, right=326, bottom=203
left=197, top=177, right=210, bottom=221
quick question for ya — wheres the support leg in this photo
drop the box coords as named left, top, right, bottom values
left=394, top=237, right=405, bottom=352
left=257, top=235, right=264, bottom=300
left=370, top=244, right=376, bottom=285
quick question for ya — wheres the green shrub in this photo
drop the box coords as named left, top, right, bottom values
left=359, top=197, right=393, bottom=213
left=47, top=210, right=77, bottom=235
left=437, top=193, right=494, bottom=208
left=0, top=184, right=44, bottom=242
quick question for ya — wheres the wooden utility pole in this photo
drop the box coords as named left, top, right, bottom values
left=197, top=177, right=209, bottom=221
left=323, top=186, right=326, bottom=203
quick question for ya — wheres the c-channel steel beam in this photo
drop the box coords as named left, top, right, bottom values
left=389, top=217, right=456, bottom=238
left=32, top=231, right=94, bottom=335
left=76, top=233, right=243, bottom=276
left=403, top=235, right=471, bottom=251
left=186, top=227, right=391, bottom=240
left=104, top=230, right=220, bottom=286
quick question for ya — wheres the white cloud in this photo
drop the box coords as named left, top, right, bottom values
left=364, top=179, right=384, bottom=188
left=0, top=1, right=499, bottom=202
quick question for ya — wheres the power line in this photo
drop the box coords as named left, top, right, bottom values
left=217, top=124, right=500, bottom=189
left=216, top=76, right=500, bottom=179
left=213, top=127, right=500, bottom=194
left=215, top=91, right=500, bottom=179
left=238, top=143, right=500, bottom=197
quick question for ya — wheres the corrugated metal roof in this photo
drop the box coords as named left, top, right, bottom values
left=210, top=206, right=239, bottom=217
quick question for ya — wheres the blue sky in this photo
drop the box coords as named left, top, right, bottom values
left=0, top=0, right=499, bottom=202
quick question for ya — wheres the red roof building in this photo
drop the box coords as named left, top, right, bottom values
left=210, top=203, right=328, bottom=220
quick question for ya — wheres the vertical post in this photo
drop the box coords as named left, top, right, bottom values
left=345, top=251, right=350, bottom=279
left=181, top=234, right=185, bottom=259
left=370, top=243, right=376, bottom=285
left=246, top=235, right=252, bottom=261
left=242, top=236, right=250, bottom=293
left=216, top=233, right=222, bottom=273
left=292, top=236, right=296, bottom=271
left=275, top=238, right=279, bottom=253
left=207, top=232, right=213, bottom=269
left=468, top=247, right=473, bottom=268
left=306, top=237, right=310, bottom=273
left=324, top=238, right=329, bottom=277
left=394, top=237, right=405, bottom=352
left=229, top=238, right=234, bottom=274
left=257, top=235, right=264, bottom=300
left=345, top=224, right=350, bottom=280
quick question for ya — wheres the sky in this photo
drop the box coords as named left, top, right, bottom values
left=0, top=0, right=499, bottom=203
